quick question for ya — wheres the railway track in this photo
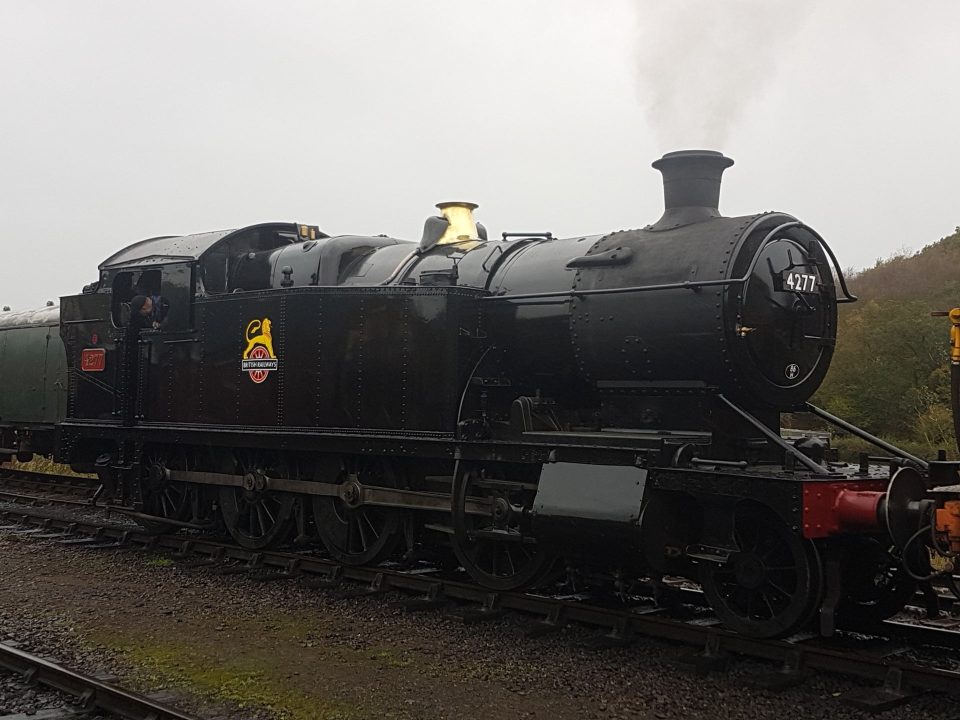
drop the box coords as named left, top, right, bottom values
left=0, top=468, right=98, bottom=494
left=0, top=641, right=199, bottom=720
left=0, top=469, right=101, bottom=508
left=1, top=491, right=959, bottom=711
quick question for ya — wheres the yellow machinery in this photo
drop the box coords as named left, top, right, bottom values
left=933, top=308, right=960, bottom=597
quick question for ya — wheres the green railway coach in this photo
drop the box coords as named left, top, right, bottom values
left=0, top=305, right=65, bottom=459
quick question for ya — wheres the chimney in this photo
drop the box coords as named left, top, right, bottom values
left=421, top=201, right=485, bottom=251
left=648, top=150, right=734, bottom=230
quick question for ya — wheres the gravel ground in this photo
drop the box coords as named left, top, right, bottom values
left=0, top=507, right=959, bottom=720
left=0, top=499, right=141, bottom=528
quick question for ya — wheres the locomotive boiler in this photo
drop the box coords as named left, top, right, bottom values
left=2, top=150, right=958, bottom=639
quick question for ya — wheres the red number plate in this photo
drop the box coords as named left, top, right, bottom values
left=80, top=348, right=106, bottom=372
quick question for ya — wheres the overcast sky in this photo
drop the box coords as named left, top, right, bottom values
left=2, top=0, right=958, bottom=309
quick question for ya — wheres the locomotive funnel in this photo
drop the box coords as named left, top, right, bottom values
left=650, top=150, right=734, bottom=230
left=421, top=201, right=483, bottom=251
left=435, top=202, right=480, bottom=245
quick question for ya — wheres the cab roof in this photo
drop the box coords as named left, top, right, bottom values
left=98, top=223, right=301, bottom=270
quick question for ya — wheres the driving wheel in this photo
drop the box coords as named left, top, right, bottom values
left=218, top=451, right=296, bottom=550
left=312, top=455, right=403, bottom=565
left=450, top=463, right=553, bottom=591
left=136, top=446, right=196, bottom=534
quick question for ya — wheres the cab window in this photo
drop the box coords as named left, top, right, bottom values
left=110, top=265, right=193, bottom=330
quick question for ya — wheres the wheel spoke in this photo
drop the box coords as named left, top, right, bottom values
left=255, top=504, right=268, bottom=537
left=766, top=580, right=792, bottom=599
left=362, top=511, right=380, bottom=539
left=504, top=547, right=517, bottom=577
left=356, top=515, right=370, bottom=551
left=760, top=591, right=776, bottom=619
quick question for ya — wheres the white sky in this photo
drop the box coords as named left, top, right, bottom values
left=2, top=0, right=958, bottom=309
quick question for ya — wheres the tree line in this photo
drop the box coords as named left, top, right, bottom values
left=806, top=227, right=960, bottom=459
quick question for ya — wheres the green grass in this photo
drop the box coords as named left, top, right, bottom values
left=8, top=455, right=94, bottom=477
left=90, top=630, right=361, bottom=720
left=144, top=556, right=174, bottom=568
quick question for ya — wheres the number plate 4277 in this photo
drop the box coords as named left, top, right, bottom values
left=780, top=270, right=819, bottom=294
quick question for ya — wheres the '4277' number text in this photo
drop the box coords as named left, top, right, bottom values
left=782, top=271, right=818, bottom=293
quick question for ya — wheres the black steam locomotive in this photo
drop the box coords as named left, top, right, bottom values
left=3, top=150, right=959, bottom=638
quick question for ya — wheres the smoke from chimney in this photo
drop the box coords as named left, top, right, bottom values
left=633, top=1, right=819, bottom=148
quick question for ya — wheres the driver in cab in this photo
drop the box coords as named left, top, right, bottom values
left=129, top=295, right=161, bottom=331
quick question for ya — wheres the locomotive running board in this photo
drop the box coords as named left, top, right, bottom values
left=165, top=469, right=492, bottom=515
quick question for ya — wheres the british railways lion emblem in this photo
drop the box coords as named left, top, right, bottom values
left=241, top=317, right=279, bottom=383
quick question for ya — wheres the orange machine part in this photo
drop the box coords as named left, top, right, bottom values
left=936, top=500, right=960, bottom=553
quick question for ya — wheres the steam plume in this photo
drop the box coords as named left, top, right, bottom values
left=634, top=0, right=818, bottom=148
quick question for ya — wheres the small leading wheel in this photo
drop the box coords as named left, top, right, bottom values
left=700, top=504, right=823, bottom=638
left=218, top=452, right=295, bottom=550
left=836, top=539, right=916, bottom=626
left=450, top=464, right=553, bottom=591
left=312, top=456, right=402, bottom=565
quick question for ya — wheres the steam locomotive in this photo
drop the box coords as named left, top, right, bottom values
left=2, top=150, right=958, bottom=638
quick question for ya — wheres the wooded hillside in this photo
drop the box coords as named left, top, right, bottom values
left=810, top=227, right=960, bottom=458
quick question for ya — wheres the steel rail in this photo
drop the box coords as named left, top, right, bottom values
left=1, top=507, right=959, bottom=698
left=0, top=470, right=104, bottom=509
left=0, top=468, right=98, bottom=490
left=0, top=489, right=102, bottom=509
left=0, top=642, right=200, bottom=720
